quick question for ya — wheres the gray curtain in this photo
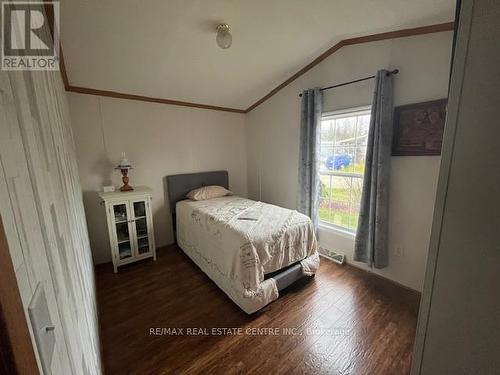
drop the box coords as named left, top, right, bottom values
left=354, top=70, right=394, bottom=268
left=297, top=88, right=322, bottom=234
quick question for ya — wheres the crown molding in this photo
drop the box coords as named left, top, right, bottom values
left=65, top=86, right=246, bottom=113
left=58, top=21, right=454, bottom=114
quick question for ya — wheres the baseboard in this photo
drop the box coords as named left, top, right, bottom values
left=319, top=253, right=421, bottom=296
left=346, top=261, right=421, bottom=296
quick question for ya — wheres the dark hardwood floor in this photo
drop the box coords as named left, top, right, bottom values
left=95, top=245, right=420, bottom=375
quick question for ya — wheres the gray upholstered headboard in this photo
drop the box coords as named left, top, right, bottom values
left=166, top=170, right=229, bottom=215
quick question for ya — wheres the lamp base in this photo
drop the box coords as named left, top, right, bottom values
left=119, top=170, right=134, bottom=191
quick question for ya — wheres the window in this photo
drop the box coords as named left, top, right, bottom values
left=319, top=107, right=371, bottom=233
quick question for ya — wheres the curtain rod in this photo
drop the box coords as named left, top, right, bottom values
left=298, top=69, right=399, bottom=97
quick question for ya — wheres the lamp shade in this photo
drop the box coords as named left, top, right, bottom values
left=115, top=152, right=132, bottom=170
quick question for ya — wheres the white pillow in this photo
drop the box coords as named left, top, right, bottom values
left=186, top=185, right=232, bottom=201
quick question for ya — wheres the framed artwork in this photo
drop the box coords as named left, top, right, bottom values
left=392, top=99, right=447, bottom=156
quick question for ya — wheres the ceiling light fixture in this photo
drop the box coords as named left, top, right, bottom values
left=216, top=24, right=232, bottom=49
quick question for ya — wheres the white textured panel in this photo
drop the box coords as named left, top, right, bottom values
left=0, top=5, right=102, bottom=373
left=0, top=154, right=24, bottom=272
left=14, top=264, right=32, bottom=306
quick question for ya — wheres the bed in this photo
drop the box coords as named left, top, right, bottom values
left=166, top=171, right=319, bottom=314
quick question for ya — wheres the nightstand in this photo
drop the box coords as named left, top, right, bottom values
left=99, top=186, right=156, bottom=272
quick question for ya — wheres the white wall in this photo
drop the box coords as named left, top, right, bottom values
left=69, top=94, right=247, bottom=264
left=246, top=32, right=453, bottom=291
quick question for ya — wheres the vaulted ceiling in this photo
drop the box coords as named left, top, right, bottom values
left=61, top=0, right=455, bottom=110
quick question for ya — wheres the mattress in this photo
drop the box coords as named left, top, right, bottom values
left=176, top=196, right=319, bottom=313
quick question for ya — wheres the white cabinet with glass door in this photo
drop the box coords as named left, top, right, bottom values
left=99, top=186, right=156, bottom=272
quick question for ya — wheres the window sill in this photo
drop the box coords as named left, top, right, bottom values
left=318, top=223, right=356, bottom=239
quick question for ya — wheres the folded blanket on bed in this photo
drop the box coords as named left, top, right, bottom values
left=237, top=209, right=261, bottom=221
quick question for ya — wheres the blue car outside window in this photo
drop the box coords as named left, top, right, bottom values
left=326, top=154, right=352, bottom=170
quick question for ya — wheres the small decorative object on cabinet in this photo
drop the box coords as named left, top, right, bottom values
left=115, top=152, right=134, bottom=191
left=99, top=186, right=156, bottom=272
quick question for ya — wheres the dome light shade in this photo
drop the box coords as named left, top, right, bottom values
left=216, top=24, right=232, bottom=49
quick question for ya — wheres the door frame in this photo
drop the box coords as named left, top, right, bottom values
left=410, top=0, right=470, bottom=373
left=0, top=216, right=39, bottom=373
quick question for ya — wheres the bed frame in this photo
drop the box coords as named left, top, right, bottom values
left=165, top=170, right=308, bottom=294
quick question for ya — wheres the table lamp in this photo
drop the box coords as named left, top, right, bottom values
left=115, top=152, right=134, bottom=191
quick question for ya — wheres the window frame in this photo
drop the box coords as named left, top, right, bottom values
left=318, top=105, right=371, bottom=235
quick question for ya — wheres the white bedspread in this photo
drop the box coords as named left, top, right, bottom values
left=176, top=196, right=319, bottom=313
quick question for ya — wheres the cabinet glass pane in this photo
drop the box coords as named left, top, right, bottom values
left=135, top=217, right=148, bottom=237
left=135, top=217, right=149, bottom=255
left=116, top=221, right=132, bottom=260
left=133, top=201, right=146, bottom=218
left=116, top=222, right=130, bottom=243
left=118, top=241, right=132, bottom=260
left=113, top=204, right=128, bottom=223
left=137, top=236, right=150, bottom=255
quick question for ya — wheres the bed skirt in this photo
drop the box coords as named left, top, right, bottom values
left=178, top=240, right=320, bottom=314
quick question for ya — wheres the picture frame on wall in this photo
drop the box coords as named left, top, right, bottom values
left=392, top=99, right=448, bottom=156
